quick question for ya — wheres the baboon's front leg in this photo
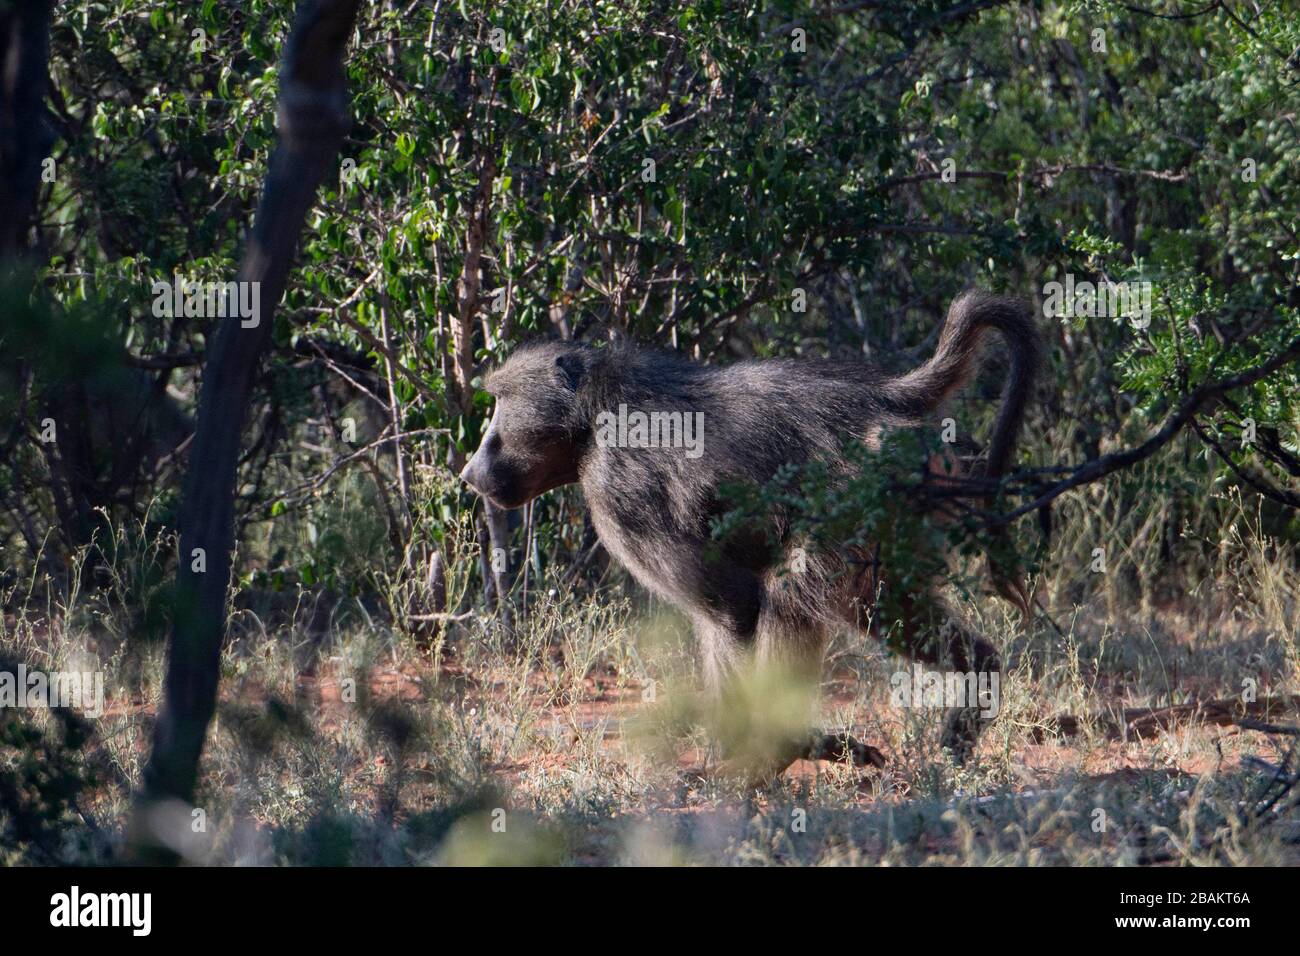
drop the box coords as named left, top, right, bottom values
left=760, top=617, right=888, bottom=777
left=704, top=599, right=888, bottom=787
left=693, top=611, right=810, bottom=787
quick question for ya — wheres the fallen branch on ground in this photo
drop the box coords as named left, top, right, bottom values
left=1032, top=694, right=1300, bottom=742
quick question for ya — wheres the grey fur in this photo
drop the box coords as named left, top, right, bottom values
left=461, top=290, right=1040, bottom=774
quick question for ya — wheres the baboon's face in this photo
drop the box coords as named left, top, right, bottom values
left=458, top=347, right=589, bottom=510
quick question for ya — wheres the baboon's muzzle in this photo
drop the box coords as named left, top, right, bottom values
left=458, top=456, right=487, bottom=494
left=458, top=454, right=526, bottom=509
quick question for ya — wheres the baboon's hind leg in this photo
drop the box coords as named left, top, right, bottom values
left=902, top=592, right=1000, bottom=764
left=848, top=585, right=1001, bottom=765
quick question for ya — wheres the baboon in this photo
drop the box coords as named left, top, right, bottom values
left=460, top=290, right=1039, bottom=781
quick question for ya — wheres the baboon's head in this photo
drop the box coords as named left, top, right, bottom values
left=458, top=342, right=597, bottom=510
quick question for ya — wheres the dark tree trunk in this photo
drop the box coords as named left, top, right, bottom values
left=0, top=0, right=53, bottom=261
left=130, top=0, right=363, bottom=861
left=0, top=3, right=54, bottom=572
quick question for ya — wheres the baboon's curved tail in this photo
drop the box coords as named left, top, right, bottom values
left=885, top=289, right=1040, bottom=484
left=886, top=291, right=1042, bottom=624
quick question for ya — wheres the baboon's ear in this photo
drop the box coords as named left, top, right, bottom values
left=554, top=352, right=586, bottom=391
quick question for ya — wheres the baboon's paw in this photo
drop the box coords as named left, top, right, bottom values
left=808, top=732, right=887, bottom=770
